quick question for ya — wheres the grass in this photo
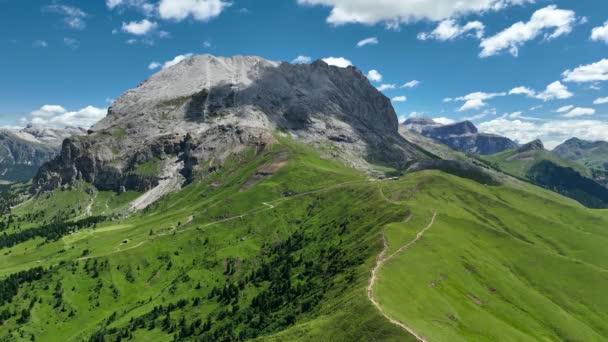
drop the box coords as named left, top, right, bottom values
left=483, top=148, right=591, bottom=178
left=0, top=139, right=412, bottom=342
left=374, top=171, right=608, bottom=341
left=0, top=137, right=607, bottom=341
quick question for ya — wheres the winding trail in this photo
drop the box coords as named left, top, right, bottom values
left=367, top=212, right=437, bottom=342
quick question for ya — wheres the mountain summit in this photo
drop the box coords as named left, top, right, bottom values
left=33, top=55, right=425, bottom=194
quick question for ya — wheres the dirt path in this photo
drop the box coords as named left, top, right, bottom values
left=367, top=212, right=437, bottom=342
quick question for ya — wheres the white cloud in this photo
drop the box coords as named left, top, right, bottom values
left=478, top=118, right=608, bottom=149
left=562, top=107, right=596, bottom=118
left=148, top=61, right=162, bottom=70
left=563, top=59, right=608, bottom=83
left=509, top=81, right=573, bottom=101
left=296, top=0, right=532, bottom=27
left=27, top=105, right=107, bottom=128
left=509, top=86, right=535, bottom=97
left=106, top=0, right=123, bottom=9
left=591, top=21, right=608, bottom=44
left=594, top=96, right=608, bottom=105
left=292, top=55, right=312, bottom=64
left=203, top=39, right=212, bottom=48
left=122, top=19, right=158, bottom=35
left=45, top=5, right=87, bottom=30
left=536, top=81, right=573, bottom=101
left=366, top=69, right=382, bottom=82
left=357, top=37, right=378, bottom=47
left=163, top=54, right=194, bottom=69
left=418, top=19, right=484, bottom=41
left=63, top=37, right=79, bottom=49
left=158, top=0, right=231, bottom=21
left=322, top=57, right=352, bottom=68
left=401, top=80, right=420, bottom=88
left=433, top=117, right=455, bottom=125
left=507, top=111, right=522, bottom=118
left=463, top=113, right=489, bottom=121
left=442, top=97, right=453, bottom=102
left=454, top=91, right=506, bottom=111
left=106, top=0, right=155, bottom=15
left=392, top=96, right=407, bottom=102
left=32, top=40, right=48, bottom=48
left=555, top=105, right=574, bottom=113
left=377, top=84, right=396, bottom=91
left=479, top=5, right=577, bottom=57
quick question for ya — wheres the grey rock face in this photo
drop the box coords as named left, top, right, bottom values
left=0, top=125, right=85, bottom=183
left=403, top=118, right=518, bottom=155
left=517, top=139, right=544, bottom=153
left=33, top=54, right=426, bottom=193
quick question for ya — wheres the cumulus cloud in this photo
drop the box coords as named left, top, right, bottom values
left=418, top=19, right=484, bottom=41
left=357, top=37, right=378, bottom=47
left=401, top=80, right=420, bottom=88
left=392, top=96, right=407, bottom=102
left=158, top=0, right=231, bottom=21
left=480, top=5, right=577, bottom=57
left=594, top=96, right=608, bottom=105
left=45, top=4, right=88, bottom=30
left=149, top=53, right=194, bottom=70
left=377, top=84, right=396, bottom=91
left=296, top=0, right=532, bottom=27
left=366, top=69, right=382, bottom=82
left=509, top=86, right=536, bottom=97
left=122, top=19, right=158, bottom=35
left=454, top=91, right=506, bottom=111
left=508, top=81, right=573, bottom=101
left=563, top=59, right=608, bottom=83
left=478, top=118, right=608, bottom=149
left=562, top=107, right=596, bottom=118
left=591, top=21, right=608, bottom=44
left=322, top=57, right=352, bottom=68
left=292, top=55, right=312, bottom=64
left=27, top=105, right=107, bottom=128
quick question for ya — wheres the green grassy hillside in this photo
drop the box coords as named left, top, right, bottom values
left=482, top=148, right=608, bottom=208
left=374, top=172, right=608, bottom=341
left=0, top=138, right=607, bottom=341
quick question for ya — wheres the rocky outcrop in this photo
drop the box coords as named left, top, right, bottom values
left=517, top=139, right=544, bottom=153
left=0, top=125, right=85, bottom=183
left=554, top=137, right=608, bottom=171
left=33, top=55, right=427, bottom=193
left=403, top=118, right=518, bottom=155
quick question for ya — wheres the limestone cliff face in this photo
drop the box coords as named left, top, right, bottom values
left=0, top=125, right=85, bottom=183
left=403, top=119, right=518, bottom=155
left=33, top=55, right=426, bottom=193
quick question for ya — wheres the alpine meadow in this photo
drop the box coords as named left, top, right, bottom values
left=1, top=1, right=608, bottom=341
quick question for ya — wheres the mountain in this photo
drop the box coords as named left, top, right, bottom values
left=33, top=55, right=427, bottom=196
left=0, top=125, right=86, bottom=184
left=554, top=137, right=608, bottom=171
left=482, top=140, right=608, bottom=208
left=2, top=55, right=608, bottom=342
left=403, top=118, right=518, bottom=155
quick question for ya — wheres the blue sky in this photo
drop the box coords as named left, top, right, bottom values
left=1, top=0, right=607, bottom=148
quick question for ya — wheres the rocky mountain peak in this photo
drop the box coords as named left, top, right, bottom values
left=518, top=139, right=545, bottom=153
left=33, top=54, right=425, bottom=196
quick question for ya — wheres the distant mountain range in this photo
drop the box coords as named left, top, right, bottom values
left=0, top=125, right=85, bottom=184
left=403, top=118, right=518, bottom=155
